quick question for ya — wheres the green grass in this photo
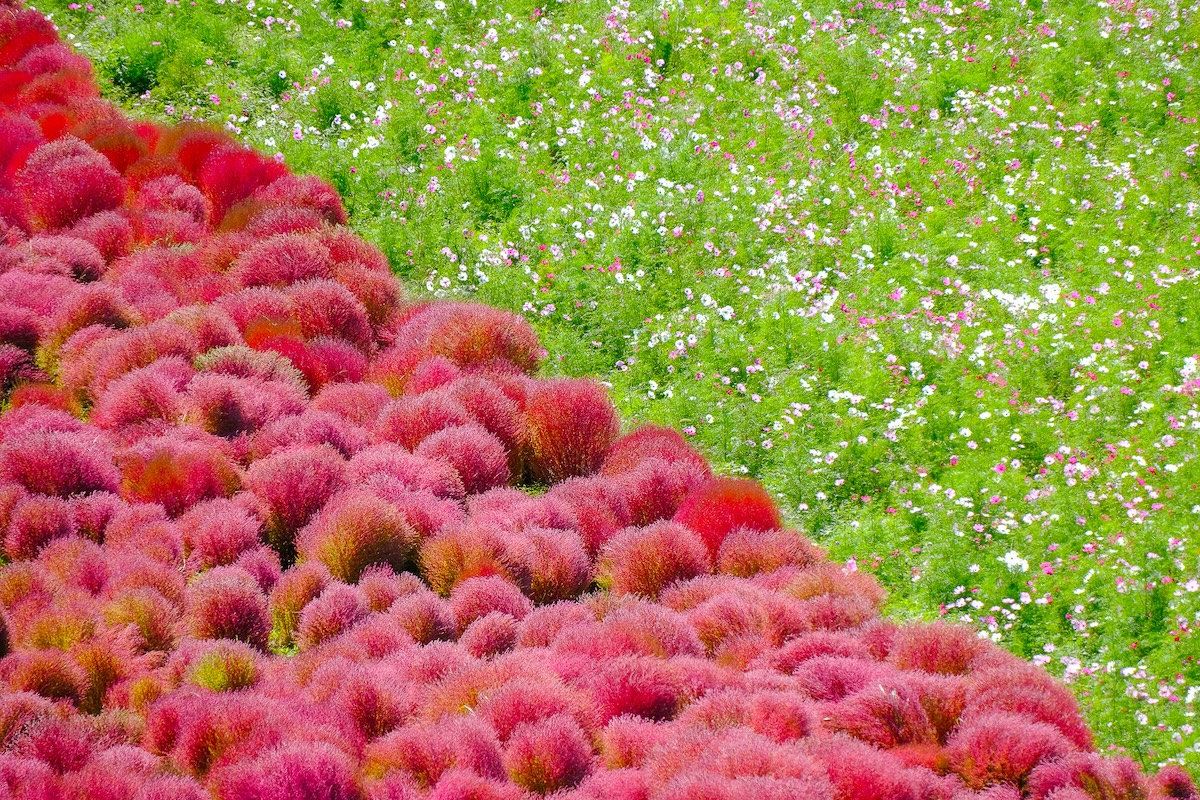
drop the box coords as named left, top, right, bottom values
left=39, top=0, right=1200, bottom=769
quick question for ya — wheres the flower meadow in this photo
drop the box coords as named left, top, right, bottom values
left=0, top=2, right=1198, bottom=800
left=32, top=0, right=1200, bottom=772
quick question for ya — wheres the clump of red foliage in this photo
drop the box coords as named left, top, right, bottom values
left=0, top=8, right=1194, bottom=799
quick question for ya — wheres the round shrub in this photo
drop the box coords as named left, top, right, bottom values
left=17, top=136, right=125, bottom=230
left=296, top=489, right=418, bottom=583
left=374, top=393, right=472, bottom=451
left=3, top=494, right=78, bottom=560
left=601, top=425, right=710, bottom=477
left=177, top=498, right=263, bottom=570
left=118, top=432, right=241, bottom=518
left=672, top=478, right=783, bottom=557
left=296, top=582, right=370, bottom=650
left=414, top=424, right=511, bottom=496
left=598, top=522, right=711, bottom=599
left=268, top=561, right=332, bottom=648
left=448, top=576, right=533, bottom=634
left=244, top=444, right=346, bottom=560
left=0, top=430, right=120, bottom=497
left=503, top=715, right=593, bottom=794
left=524, top=378, right=619, bottom=484
left=181, top=567, right=271, bottom=650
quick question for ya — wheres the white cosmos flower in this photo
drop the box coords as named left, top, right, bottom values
left=1001, top=551, right=1029, bottom=573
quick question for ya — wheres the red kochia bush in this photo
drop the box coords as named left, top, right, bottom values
left=419, top=525, right=517, bottom=598
left=136, top=174, right=207, bottom=220
left=467, top=487, right=578, bottom=533
left=414, top=424, right=511, bottom=496
left=404, top=356, right=462, bottom=395
left=1025, top=753, right=1148, bottom=800
left=195, top=146, right=288, bottom=225
left=888, top=621, right=986, bottom=676
left=16, top=136, right=125, bottom=230
left=69, top=210, right=135, bottom=261
left=349, top=444, right=466, bottom=501
left=27, top=233, right=106, bottom=282
left=363, top=717, right=505, bottom=787
left=118, top=432, right=241, bottom=518
left=460, top=612, right=519, bottom=658
left=58, top=324, right=188, bottom=400
left=103, top=502, right=184, bottom=564
left=387, top=589, right=455, bottom=644
left=253, top=174, right=348, bottom=225
left=672, top=477, right=783, bottom=556
left=102, top=586, right=178, bottom=653
left=512, top=527, right=591, bottom=604
left=244, top=444, right=346, bottom=558
left=307, top=659, right=413, bottom=741
left=0, top=306, right=40, bottom=352
left=268, top=561, right=332, bottom=647
left=602, top=425, right=710, bottom=478
left=312, top=382, right=392, bottom=428
left=213, top=741, right=363, bottom=800
left=682, top=690, right=816, bottom=744
left=965, top=663, right=1094, bottom=751
left=387, top=303, right=542, bottom=374
left=787, top=655, right=892, bottom=702
left=182, top=566, right=271, bottom=650
left=149, top=691, right=280, bottom=778
left=1, top=648, right=87, bottom=705
left=586, top=601, right=704, bottom=660
left=182, top=372, right=308, bottom=439
left=296, top=489, right=418, bottom=583
left=442, top=377, right=526, bottom=456
left=544, top=476, right=631, bottom=554
left=89, top=357, right=190, bottom=431
left=825, top=679, right=939, bottom=749
left=178, top=498, right=262, bottom=570
left=426, top=770, right=525, bottom=800
left=195, top=344, right=305, bottom=389
left=579, top=656, right=685, bottom=724
left=6, top=712, right=100, bottom=774
left=599, top=522, right=711, bottom=599
left=360, top=481, right=463, bottom=539
left=374, top=393, right=473, bottom=451
left=0, top=271, right=78, bottom=327
left=281, top=333, right=369, bottom=390
left=474, top=677, right=589, bottom=744
left=296, top=582, right=370, bottom=650
left=599, top=716, right=670, bottom=770
left=3, top=493, right=77, bottom=560
left=0, top=112, right=45, bottom=174
left=616, top=458, right=708, bottom=526
left=240, top=205, right=325, bottom=238
left=230, top=232, right=333, bottom=289
left=946, top=711, right=1077, bottom=789
left=357, top=566, right=421, bottom=613
left=805, top=736, right=932, bottom=800
left=524, top=378, right=620, bottom=484
left=716, top=528, right=823, bottom=578
left=213, top=286, right=291, bottom=336
left=286, top=279, right=375, bottom=353
left=503, top=715, right=593, bottom=794
left=0, top=430, right=120, bottom=497
left=449, top=576, right=533, bottom=633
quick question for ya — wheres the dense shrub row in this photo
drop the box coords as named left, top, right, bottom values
left=0, top=3, right=1194, bottom=798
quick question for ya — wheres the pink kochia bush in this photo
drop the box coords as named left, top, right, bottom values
left=0, top=9, right=1193, bottom=800
left=524, top=378, right=620, bottom=484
